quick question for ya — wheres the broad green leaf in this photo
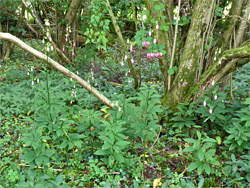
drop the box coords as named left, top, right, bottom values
left=204, top=163, right=211, bottom=174
left=187, top=162, right=199, bottom=171
left=95, top=149, right=108, bottom=156
left=115, top=140, right=130, bottom=146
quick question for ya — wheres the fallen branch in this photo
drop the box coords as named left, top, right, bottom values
left=0, top=32, right=113, bottom=108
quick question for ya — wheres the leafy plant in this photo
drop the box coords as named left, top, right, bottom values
left=184, top=131, right=220, bottom=175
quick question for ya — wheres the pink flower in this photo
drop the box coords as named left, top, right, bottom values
left=91, top=71, right=94, bottom=75
left=156, top=24, right=159, bottom=30
left=72, top=52, right=75, bottom=56
left=159, top=52, right=162, bottom=57
left=182, top=82, right=188, bottom=87
left=62, top=47, right=65, bottom=52
left=95, top=82, right=98, bottom=86
left=87, top=79, right=90, bottom=84
left=150, top=53, right=155, bottom=58
left=214, top=95, right=217, bottom=100
left=92, top=76, right=94, bottom=80
left=66, top=38, right=68, bottom=42
left=142, top=42, right=145, bottom=46
left=125, top=55, right=127, bottom=61
left=154, top=38, right=156, bottom=44
left=121, top=61, right=124, bottom=67
left=146, top=41, right=150, bottom=46
left=127, top=39, right=130, bottom=44
left=73, top=43, right=76, bottom=47
left=131, top=58, right=134, bottom=64
left=37, top=79, right=39, bottom=84
left=32, top=81, right=34, bottom=86
left=203, top=100, right=206, bottom=107
left=209, top=109, right=213, bottom=114
left=70, top=100, right=73, bottom=104
left=147, top=53, right=151, bottom=58
left=130, top=45, right=133, bottom=52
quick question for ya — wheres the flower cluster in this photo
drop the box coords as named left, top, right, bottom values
left=142, top=41, right=150, bottom=49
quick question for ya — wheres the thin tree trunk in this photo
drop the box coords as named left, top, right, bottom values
left=105, top=0, right=138, bottom=88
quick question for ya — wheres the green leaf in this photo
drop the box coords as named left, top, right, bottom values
left=56, top=175, right=63, bottom=185
left=133, top=180, right=140, bottom=188
left=198, top=177, right=204, bottom=188
left=244, top=98, right=250, bottom=105
left=168, top=68, right=174, bottom=75
left=197, top=163, right=204, bottom=175
left=115, top=140, right=130, bottom=146
left=216, top=136, right=222, bottom=145
left=197, top=150, right=205, bottom=161
left=102, top=143, right=112, bottom=150
left=60, top=142, right=68, bottom=149
left=187, top=162, right=199, bottom=171
left=22, top=152, right=35, bottom=163
left=184, top=138, right=196, bottom=143
left=204, top=163, right=211, bottom=174
left=197, top=131, right=201, bottom=140
left=95, top=149, right=108, bottom=156
left=104, top=181, right=111, bottom=188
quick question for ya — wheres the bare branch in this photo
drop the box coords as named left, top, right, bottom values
left=0, top=32, right=113, bottom=108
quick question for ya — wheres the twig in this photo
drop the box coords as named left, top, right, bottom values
left=18, top=163, right=63, bottom=171
left=168, top=0, right=181, bottom=91
left=149, top=126, right=162, bottom=151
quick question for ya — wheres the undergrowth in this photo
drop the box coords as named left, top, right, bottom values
left=0, top=49, right=250, bottom=188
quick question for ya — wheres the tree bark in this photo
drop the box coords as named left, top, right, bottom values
left=163, top=0, right=213, bottom=105
left=0, top=32, right=113, bottom=108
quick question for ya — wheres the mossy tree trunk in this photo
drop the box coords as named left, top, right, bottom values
left=162, top=0, right=250, bottom=107
left=163, top=0, right=213, bottom=106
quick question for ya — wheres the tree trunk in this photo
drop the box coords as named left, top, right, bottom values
left=163, top=0, right=213, bottom=106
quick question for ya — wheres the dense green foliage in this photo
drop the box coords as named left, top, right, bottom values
left=0, top=46, right=250, bottom=187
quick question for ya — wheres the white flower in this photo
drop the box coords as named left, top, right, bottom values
left=149, top=30, right=152, bottom=37
left=209, top=109, right=213, bottom=114
left=203, top=100, right=206, bottom=107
